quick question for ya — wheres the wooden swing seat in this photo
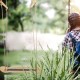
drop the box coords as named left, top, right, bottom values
left=0, top=66, right=37, bottom=74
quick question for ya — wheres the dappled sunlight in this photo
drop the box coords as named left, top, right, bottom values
left=45, top=9, right=55, bottom=19
left=71, top=0, right=80, bottom=13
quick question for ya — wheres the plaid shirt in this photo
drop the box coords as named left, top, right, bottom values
left=62, top=30, right=80, bottom=50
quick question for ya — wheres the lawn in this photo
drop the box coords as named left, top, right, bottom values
left=4, top=50, right=48, bottom=80
left=4, top=50, right=47, bottom=66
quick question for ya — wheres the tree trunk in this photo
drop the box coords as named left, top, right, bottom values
left=19, top=19, right=24, bottom=31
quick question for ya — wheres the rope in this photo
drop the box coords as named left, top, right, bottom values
left=5, top=0, right=8, bottom=71
left=30, top=0, right=37, bottom=78
left=34, top=5, right=38, bottom=80
left=30, top=0, right=36, bottom=8
left=0, top=0, right=8, bottom=70
left=67, top=0, right=71, bottom=32
left=67, top=0, right=71, bottom=71
left=0, top=3, right=5, bottom=68
left=68, top=0, right=70, bottom=16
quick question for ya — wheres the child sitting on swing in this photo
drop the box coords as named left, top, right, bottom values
left=62, top=13, right=80, bottom=74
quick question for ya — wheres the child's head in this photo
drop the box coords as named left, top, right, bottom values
left=68, top=13, right=80, bottom=31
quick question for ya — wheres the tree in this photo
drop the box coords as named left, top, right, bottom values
left=7, top=0, right=68, bottom=33
left=26, top=0, right=68, bottom=33
left=8, top=0, right=28, bottom=31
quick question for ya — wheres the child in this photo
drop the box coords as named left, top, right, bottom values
left=62, top=13, right=80, bottom=73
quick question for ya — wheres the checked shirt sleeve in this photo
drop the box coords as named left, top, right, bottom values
left=62, top=33, right=73, bottom=50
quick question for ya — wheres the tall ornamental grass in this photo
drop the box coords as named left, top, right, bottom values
left=7, top=49, right=80, bottom=80
left=29, top=49, right=78, bottom=80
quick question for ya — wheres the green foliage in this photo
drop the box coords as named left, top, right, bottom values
left=6, top=0, right=68, bottom=33
left=8, top=0, right=30, bottom=31
left=0, top=0, right=68, bottom=33
left=29, top=50, right=74, bottom=80
left=6, top=50, right=80, bottom=80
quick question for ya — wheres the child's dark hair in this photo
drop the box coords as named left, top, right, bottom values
left=68, top=13, right=80, bottom=31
